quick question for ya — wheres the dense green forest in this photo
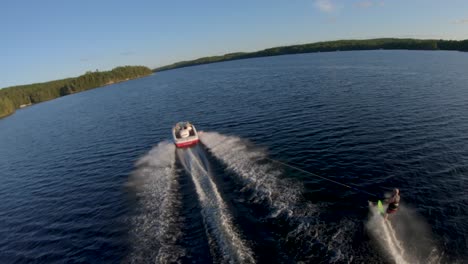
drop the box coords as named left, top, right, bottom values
left=0, top=66, right=152, bottom=119
left=154, top=38, right=468, bottom=72
left=3, top=38, right=467, bottom=119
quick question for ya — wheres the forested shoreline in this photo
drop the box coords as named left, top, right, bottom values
left=0, top=66, right=152, bottom=119
left=154, top=38, right=468, bottom=72
left=2, top=38, right=468, bottom=119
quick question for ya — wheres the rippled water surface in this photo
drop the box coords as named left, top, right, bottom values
left=1, top=51, right=467, bottom=263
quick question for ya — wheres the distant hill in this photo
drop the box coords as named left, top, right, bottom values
left=153, top=38, right=468, bottom=72
left=0, top=66, right=152, bottom=119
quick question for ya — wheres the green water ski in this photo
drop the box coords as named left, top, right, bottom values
left=377, top=200, right=385, bottom=215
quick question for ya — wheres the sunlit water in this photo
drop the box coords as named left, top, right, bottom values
left=0, top=50, right=467, bottom=263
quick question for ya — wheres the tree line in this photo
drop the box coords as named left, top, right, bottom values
left=154, top=38, right=468, bottom=72
left=0, top=66, right=152, bottom=118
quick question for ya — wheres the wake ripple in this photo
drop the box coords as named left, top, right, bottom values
left=366, top=203, right=444, bottom=264
left=367, top=205, right=409, bottom=264
left=177, top=146, right=255, bottom=263
left=200, top=132, right=348, bottom=262
left=200, top=132, right=302, bottom=217
left=125, top=141, right=185, bottom=263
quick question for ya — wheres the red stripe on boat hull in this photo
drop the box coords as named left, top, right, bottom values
left=175, top=139, right=199, bottom=148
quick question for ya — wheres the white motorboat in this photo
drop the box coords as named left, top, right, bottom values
left=172, top=121, right=199, bottom=148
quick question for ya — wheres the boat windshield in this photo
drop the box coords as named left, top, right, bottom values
left=174, top=122, right=192, bottom=130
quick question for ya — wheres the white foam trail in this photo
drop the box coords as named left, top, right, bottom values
left=366, top=203, right=446, bottom=264
left=177, top=147, right=255, bottom=263
left=386, top=219, right=405, bottom=254
left=200, top=132, right=351, bottom=262
left=200, top=132, right=305, bottom=218
left=201, top=132, right=447, bottom=263
left=366, top=204, right=409, bottom=264
left=126, top=141, right=185, bottom=263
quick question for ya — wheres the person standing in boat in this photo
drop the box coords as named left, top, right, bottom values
left=384, top=188, right=400, bottom=220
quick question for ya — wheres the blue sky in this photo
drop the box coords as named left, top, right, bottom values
left=2, top=0, right=467, bottom=88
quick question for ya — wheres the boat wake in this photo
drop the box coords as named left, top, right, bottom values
left=177, top=145, right=255, bottom=263
left=124, top=133, right=445, bottom=263
left=125, top=141, right=185, bottom=263
left=200, top=132, right=349, bottom=262
left=366, top=203, right=443, bottom=264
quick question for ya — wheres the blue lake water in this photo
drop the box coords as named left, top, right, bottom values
left=0, top=50, right=467, bottom=263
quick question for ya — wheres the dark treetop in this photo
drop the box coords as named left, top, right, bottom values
left=0, top=66, right=152, bottom=119
left=153, top=38, right=468, bottom=72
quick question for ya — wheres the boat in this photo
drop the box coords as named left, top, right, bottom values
left=172, top=121, right=199, bottom=148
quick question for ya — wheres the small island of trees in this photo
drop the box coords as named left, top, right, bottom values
left=0, top=66, right=152, bottom=119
